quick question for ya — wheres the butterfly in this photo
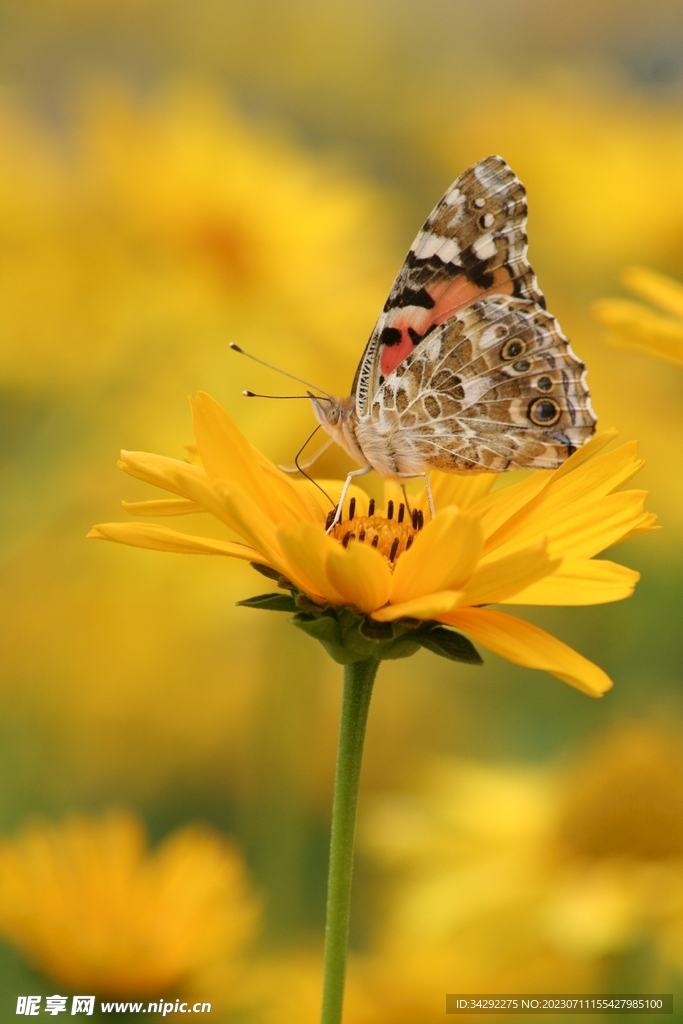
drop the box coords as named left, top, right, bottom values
left=308, top=155, right=597, bottom=521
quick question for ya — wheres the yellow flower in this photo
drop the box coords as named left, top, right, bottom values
left=593, top=266, right=683, bottom=367
left=363, top=726, right=683, bottom=983
left=0, top=810, right=260, bottom=999
left=90, top=392, right=656, bottom=698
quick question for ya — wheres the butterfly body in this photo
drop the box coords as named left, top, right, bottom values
left=311, top=155, right=597, bottom=488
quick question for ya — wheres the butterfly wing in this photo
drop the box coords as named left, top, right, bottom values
left=354, top=155, right=543, bottom=416
left=357, top=295, right=597, bottom=474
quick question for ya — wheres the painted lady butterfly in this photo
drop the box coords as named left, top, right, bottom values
left=309, top=155, right=597, bottom=521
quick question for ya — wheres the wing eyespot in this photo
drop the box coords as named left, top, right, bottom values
left=528, top=397, right=561, bottom=425
left=501, top=337, right=527, bottom=360
left=536, top=375, right=553, bottom=392
left=512, top=359, right=530, bottom=372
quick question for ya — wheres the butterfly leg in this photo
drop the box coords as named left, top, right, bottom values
left=327, top=466, right=372, bottom=533
left=395, top=473, right=435, bottom=520
left=421, top=474, right=436, bottom=520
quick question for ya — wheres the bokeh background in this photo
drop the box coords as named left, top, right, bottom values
left=1, top=0, right=683, bottom=1020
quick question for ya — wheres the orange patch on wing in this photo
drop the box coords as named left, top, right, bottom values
left=378, top=269, right=514, bottom=377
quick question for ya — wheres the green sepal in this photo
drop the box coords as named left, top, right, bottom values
left=238, top=575, right=482, bottom=667
left=290, top=612, right=359, bottom=664
left=236, top=592, right=298, bottom=612
left=249, top=562, right=296, bottom=591
left=414, top=625, right=483, bottom=665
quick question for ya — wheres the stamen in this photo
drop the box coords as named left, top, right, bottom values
left=406, top=535, right=414, bottom=550
left=412, top=509, right=418, bottom=529
left=348, top=497, right=356, bottom=520
left=329, top=509, right=418, bottom=565
left=368, top=497, right=375, bottom=516
left=326, top=509, right=336, bottom=530
left=416, top=509, right=424, bottom=530
left=387, top=500, right=394, bottom=520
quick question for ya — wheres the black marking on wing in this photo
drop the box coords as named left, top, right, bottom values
left=380, top=326, right=402, bottom=346
left=384, top=286, right=436, bottom=312
left=460, top=245, right=494, bottom=290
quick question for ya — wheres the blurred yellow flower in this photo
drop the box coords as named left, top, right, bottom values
left=361, top=725, right=683, bottom=998
left=0, top=87, right=388, bottom=394
left=91, top=392, right=655, bottom=697
left=593, top=266, right=683, bottom=367
left=0, top=810, right=260, bottom=999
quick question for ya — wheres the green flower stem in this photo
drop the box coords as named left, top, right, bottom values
left=320, top=657, right=380, bottom=1024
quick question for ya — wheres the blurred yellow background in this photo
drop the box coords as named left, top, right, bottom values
left=0, top=0, right=682, bottom=1020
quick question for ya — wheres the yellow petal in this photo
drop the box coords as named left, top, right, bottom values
left=593, top=298, right=683, bottom=366
left=325, top=541, right=392, bottom=614
left=473, top=432, right=618, bottom=541
left=482, top=440, right=641, bottom=555
left=460, top=542, right=559, bottom=606
left=487, top=469, right=648, bottom=563
left=622, top=265, right=683, bottom=319
left=549, top=428, right=619, bottom=482
left=275, top=523, right=345, bottom=605
left=372, top=591, right=464, bottom=622
left=214, top=481, right=286, bottom=570
left=118, top=450, right=231, bottom=524
left=183, top=442, right=202, bottom=466
left=191, top=393, right=317, bottom=527
left=119, top=450, right=209, bottom=498
left=612, top=513, right=660, bottom=544
left=88, top=523, right=265, bottom=561
left=475, top=472, right=554, bottom=540
left=500, top=558, right=640, bottom=605
left=390, top=507, right=483, bottom=605
left=541, top=491, right=651, bottom=560
left=429, top=470, right=498, bottom=511
left=121, top=498, right=205, bottom=516
left=438, top=608, right=612, bottom=697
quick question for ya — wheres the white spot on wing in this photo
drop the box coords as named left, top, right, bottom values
left=443, top=187, right=463, bottom=207
left=471, top=234, right=497, bottom=260
left=412, top=231, right=444, bottom=259
left=413, top=232, right=461, bottom=264
left=435, top=238, right=461, bottom=264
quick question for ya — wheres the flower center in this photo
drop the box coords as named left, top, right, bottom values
left=326, top=497, right=424, bottom=563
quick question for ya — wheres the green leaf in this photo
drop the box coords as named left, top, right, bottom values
left=237, top=592, right=298, bottom=612
left=416, top=626, right=483, bottom=665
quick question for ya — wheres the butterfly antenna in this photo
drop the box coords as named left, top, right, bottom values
left=243, top=391, right=312, bottom=399
left=230, top=343, right=333, bottom=399
left=292, top=426, right=334, bottom=508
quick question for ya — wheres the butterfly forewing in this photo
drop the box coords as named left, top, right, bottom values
left=354, top=155, right=545, bottom=417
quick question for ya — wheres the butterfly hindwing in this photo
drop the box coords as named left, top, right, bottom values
left=353, top=155, right=544, bottom=416
left=357, top=295, right=596, bottom=474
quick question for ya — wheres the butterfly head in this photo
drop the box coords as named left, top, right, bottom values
left=309, top=392, right=366, bottom=466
